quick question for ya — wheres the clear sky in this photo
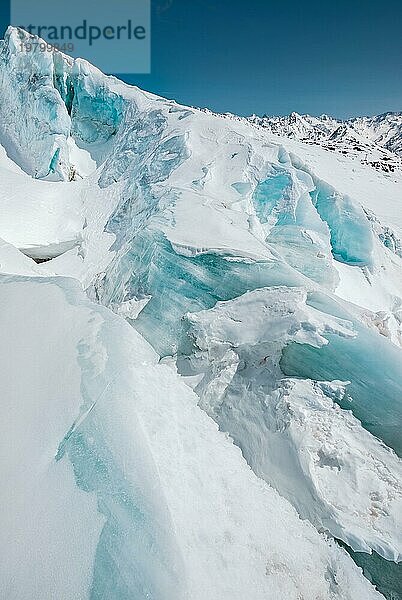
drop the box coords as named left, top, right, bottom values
left=1, top=0, right=402, bottom=118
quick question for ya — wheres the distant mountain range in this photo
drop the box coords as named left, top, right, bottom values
left=247, top=112, right=402, bottom=173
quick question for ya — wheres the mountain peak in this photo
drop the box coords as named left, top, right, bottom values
left=248, top=111, right=402, bottom=172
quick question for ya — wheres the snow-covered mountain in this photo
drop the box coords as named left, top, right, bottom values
left=248, top=111, right=402, bottom=173
left=0, top=27, right=401, bottom=600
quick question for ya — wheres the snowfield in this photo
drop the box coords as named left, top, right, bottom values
left=0, top=26, right=401, bottom=600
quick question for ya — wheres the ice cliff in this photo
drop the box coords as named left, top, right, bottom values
left=0, top=26, right=401, bottom=600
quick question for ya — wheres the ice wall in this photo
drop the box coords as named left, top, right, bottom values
left=0, top=28, right=71, bottom=179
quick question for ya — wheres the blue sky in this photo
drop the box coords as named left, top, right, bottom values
left=1, top=0, right=401, bottom=117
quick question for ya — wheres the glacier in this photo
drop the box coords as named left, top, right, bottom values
left=0, top=26, right=401, bottom=600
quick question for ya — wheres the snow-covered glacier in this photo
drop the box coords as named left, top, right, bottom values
left=0, top=26, right=401, bottom=600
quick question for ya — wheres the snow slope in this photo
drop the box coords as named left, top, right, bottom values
left=0, top=26, right=401, bottom=599
left=0, top=275, right=384, bottom=600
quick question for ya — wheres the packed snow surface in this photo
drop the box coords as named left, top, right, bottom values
left=0, top=26, right=401, bottom=599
